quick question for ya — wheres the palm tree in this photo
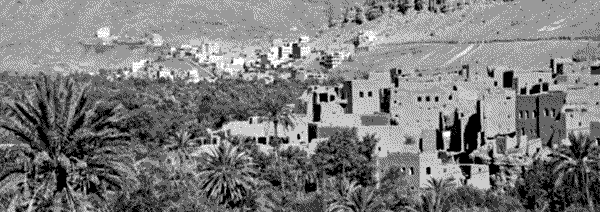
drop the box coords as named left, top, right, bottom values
left=0, top=74, right=135, bottom=211
left=159, top=128, right=204, bottom=178
left=423, top=176, right=457, bottom=212
left=197, top=140, right=260, bottom=208
left=550, top=131, right=600, bottom=212
left=257, top=90, right=296, bottom=141
left=327, top=178, right=385, bottom=212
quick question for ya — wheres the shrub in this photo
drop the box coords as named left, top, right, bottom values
left=414, top=0, right=425, bottom=11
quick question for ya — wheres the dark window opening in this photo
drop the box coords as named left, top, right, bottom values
left=542, top=82, right=549, bottom=91
left=426, top=96, right=431, bottom=102
left=449, top=95, right=453, bottom=100
left=503, top=71, right=514, bottom=88
left=258, top=137, right=267, bottom=144
left=330, top=95, right=335, bottom=101
left=493, top=81, right=498, bottom=87
left=557, top=63, right=564, bottom=75
left=359, top=92, right=364, bottom=98
left=426, top=167, right=431, bottom=175
left=320, top=93, right=328, bottom=102
left=368, top=91, right=373, bottom=97
left=418, top=96, right=422, bottom=102
left=453, top=85, right=457, bottom=91
left=435, top=96, right=439, bottom=102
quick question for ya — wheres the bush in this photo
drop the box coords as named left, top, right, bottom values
left=414, top=0, right=425, bottom=11
left=365, top=8, right=383, bottom=21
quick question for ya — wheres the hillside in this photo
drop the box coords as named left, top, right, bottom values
left=314, top=0, right=600, bottom=49
left=328, top=40, right=599, bottom=80
left=0, top=0, right=351, bottom=74
left=1, top=0, right=600, bottom=75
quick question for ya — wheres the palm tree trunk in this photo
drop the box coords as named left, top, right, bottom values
left=584, top=166, right=595, bottom=212
left=273, top=120, right=279, bottom=138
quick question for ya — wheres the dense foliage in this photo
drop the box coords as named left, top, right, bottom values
left=0, top=73, right=599, bottom=212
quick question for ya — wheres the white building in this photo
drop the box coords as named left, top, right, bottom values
left=152, top=34, right=163, bottom=46
left=279, top=46, right=292, bottom=59
left=132, top=59, right=150, bottom=73
left=268, top=47, right=279, bottom=61
left=299, top=36, right=310, bottom=43
left=232, top=57, right=245, bottom=66
left=209, top=53, right=225, bottom=64
left=204, top=43, right=221, bottom=55
left=300, top=46, right=311, bottom=58
left=97, top=27, right=110, bottom=38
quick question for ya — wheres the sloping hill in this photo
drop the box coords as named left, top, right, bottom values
left=328, top=40, right=598, bottom=80
left=314, top=0, right=600, bottom=49
left=0, top=0, right=341, bottom=74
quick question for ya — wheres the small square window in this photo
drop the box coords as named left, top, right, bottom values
left=368, top=91, right=373, bottom=97
left=449, top=95, right=453, bottom=100
left=443, top=168, right=447, bottom=173
left=525, top=111, right=529, bottom=119
left=418, top=96, right=422, bottom=102
left=359, top=92, right=364, bottom=98
left=426, top=96, right=431, bottom=102
left=435, top=96, right=439, bottom=102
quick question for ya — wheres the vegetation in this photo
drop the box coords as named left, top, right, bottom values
left=0, top=72, right=600, bottom=212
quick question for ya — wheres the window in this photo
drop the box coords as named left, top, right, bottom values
left=394, top=100, right=397, bottom=104
left=449, top=95, right=453, bottom=100
left=544, top=108, right=549, bottom=117
left=297, top=134, right=301, bottom=140
left=570, top=114, right=574, bottom=118
left=426, top=167, right=431, bottom=175
left=359, top=92, right=364, bottom=98
left=579, top=122, right=582, bottom=127
left=394, top=90, right=398, bottom=93
left=533, top=110, right=537, bottom=118
left=519, top=111, right=523, bottom=119
left=443, top=168, right=447, bottom=173
left=524, top=111, right=529, bottom=119
left=249, top=118, right=253, bottom=124
left=330, top=95, right=335, bottom=101
left=401, top=167, right=406, bottom=172
left=551, top=109, right=556, bottom=117
left=409, top=167, right=414, bottom=175
left=320, top=93, right=328, bottom=102
left=368, top=91, right=373, bottom=97
left=435, top=96, right=439, bottom=102
left=453, top=85, right=457, bottom=91
left=418, top=96, right=422, bottom=102
left=426, top=96, right=431, bottom=102
left=493, top=81, right=498, bottom=87
left=522, top=128, right=525, bottom=136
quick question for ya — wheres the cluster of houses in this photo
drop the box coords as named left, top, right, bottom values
left=199, top=57, right=600, bottom=191
left=116, top=35, right=343, bottom=84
